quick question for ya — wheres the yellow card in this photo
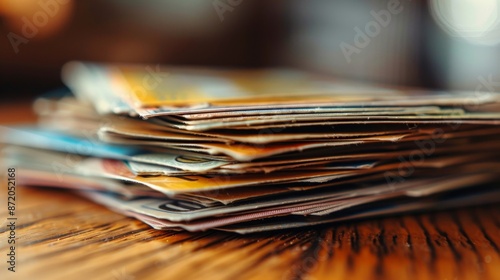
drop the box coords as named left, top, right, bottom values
left=108, top=64, right=397, bottom=107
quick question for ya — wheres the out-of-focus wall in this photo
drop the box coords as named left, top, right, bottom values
left=285, top=0, right=424, bottom=86
left=2, top=0, right=500, bottom=101
left=426, top=0, right=500, bottom=91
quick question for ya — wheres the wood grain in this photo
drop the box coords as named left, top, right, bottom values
left=0, top=186, right=499, bottom=280
left=0, top=101, right=36, bottom=124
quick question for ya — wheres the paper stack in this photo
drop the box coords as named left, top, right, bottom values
left=2, top=62, right=500, bottom=233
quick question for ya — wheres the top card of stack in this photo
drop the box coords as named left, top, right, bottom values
left=62, top=61, right=500, bottom=118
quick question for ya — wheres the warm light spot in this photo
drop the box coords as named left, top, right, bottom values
left=0, top=0, right=74, bottom=39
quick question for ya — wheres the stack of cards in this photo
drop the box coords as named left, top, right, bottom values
left=2, top=62, right=500, bottom=233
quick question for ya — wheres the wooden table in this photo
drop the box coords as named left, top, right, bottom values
left=1, top=102, right=499, bottom=280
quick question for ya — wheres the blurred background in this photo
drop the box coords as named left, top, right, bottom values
left=2, top=0, right=500, bottom=101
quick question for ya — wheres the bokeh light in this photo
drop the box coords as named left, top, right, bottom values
left=430, top=0, right=500, bottom=45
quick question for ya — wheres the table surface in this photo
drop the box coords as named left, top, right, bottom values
left=1, top=102, right=499, bottom=280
